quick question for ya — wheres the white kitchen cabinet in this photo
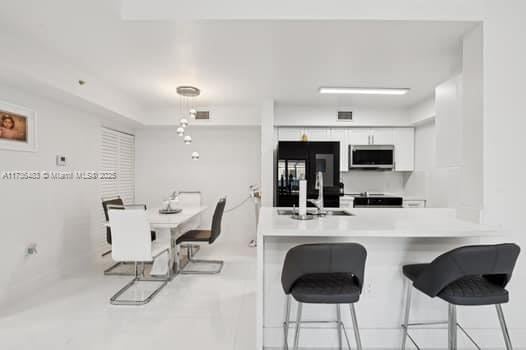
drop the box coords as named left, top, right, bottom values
left=403, top=199, right=426, bottom=208
left=304, top=128, right=332, bottom=141
left=278, top=126, right=414, bottom=172
left=394, top=128, right=415, bottom=171
left=348, top=129, right=372, bottom=145
left=331, top=129, right=348, bottom=171
left=278, top=128, right=304, bottom=141
left=348, top=128, right=394, bottom=145
left=371, top=129, right=394, bottom=145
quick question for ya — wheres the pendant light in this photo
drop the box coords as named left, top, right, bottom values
left=176, top=86, right=201, bottom=159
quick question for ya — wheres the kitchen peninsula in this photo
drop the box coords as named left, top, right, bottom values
left=256, top=207, right=500, bottom=349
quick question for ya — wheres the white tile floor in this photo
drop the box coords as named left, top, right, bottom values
left=0, top=243, right=256, bottom=350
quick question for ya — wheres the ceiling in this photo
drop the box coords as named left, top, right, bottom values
left=0, top=1, right=476, bottom=110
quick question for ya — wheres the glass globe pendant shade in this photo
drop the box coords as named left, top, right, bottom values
left=191, top=151, right=200, bottom=160
left=180, top=118, right=189, bottom=127
left=184, top=135, right=192, bottom=144
left=189, top=109, right=197, bottom=119
left=176, top=127, right=185, bottom=136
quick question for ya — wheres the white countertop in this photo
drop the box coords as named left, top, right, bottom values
left=342, top=193, right=427, bottom=201
left=258, top=207, right=500, bottom=238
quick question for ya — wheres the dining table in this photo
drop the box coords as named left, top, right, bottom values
left=148, top=205, right=208, bottom=277
left=106, top=205, right=208, bottom=278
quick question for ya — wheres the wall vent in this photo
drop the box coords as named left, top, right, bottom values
left=195, top=111, right=210, bottom=120
left=337, top=111, right=353, bottom=121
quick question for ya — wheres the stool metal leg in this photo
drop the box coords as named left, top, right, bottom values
left=496, top=304, right=513, bottom=350
left=284, top=295, right=291, bottom=349
left=337, top=304, right=343, bottom=350
left=448, top=304, right=458, bottom=350
left=293, top=302, right=303, bottom=350
left=350, top=304, right=363, bottom=350
left=401, top=281, right=413, bottom=350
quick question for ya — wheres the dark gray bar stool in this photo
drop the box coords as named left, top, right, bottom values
left=401, top=244, right=520, bottom=350
left=281, top=243, right=367, bottom=350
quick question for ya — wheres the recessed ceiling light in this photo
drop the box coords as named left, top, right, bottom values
left=319, top=87, right=410, bottom=95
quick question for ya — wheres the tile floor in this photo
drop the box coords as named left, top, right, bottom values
left=0, top=242, right=256, bottom=350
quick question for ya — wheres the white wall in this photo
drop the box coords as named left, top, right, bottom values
left=408, top=96, right=435, bottom=125
left=0, top=82, right=135, bottom=309
left=459, top=24, right=484, bottom=221
left=135, top=125, right=261, bottom=245
left=341, top=171, right=405, bottom=194
left=275, top=104, right=410, bottom=126
left=403, top=120, right=455, bottom=207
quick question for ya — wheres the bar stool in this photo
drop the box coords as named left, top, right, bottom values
left=401, top=243, right=520, bottom=350
left=281, top=243, right=367, bottom=350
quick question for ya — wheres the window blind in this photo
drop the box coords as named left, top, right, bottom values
left=99, top=127, right=135, bottom=255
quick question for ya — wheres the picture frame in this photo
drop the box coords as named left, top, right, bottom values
left=0, top=100, right=37, bottom=152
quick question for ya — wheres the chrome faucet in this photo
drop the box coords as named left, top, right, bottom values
left=308, top=171, right=326, bottom=215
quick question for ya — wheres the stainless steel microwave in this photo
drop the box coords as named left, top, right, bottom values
left=349, top=145, right=395, bottom=170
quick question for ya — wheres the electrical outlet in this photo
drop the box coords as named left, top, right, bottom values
left=364, top=282, right=373, bottom=295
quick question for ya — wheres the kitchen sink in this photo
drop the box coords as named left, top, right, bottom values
left=277, top=209, right=354, bottom=216
left=324, top=210, right=354, bottom=216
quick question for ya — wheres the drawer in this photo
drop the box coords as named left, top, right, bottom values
left=403, top=199, right=426, bottom=208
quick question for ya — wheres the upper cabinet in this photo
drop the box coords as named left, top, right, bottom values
left=347, top=128, right=394, bottom=145
left=277, top=126, right=414, bottom=172
left=371, top=129, right=395, bottom=145
left=347, top=129, right=371, bottom=145
left=304, top=128, right=332, bottom=141
left=278, top=128, right=305, bottom=141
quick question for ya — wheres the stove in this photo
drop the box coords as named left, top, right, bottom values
left=352, top=193, right=403, bottom=208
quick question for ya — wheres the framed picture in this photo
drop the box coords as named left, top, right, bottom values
left=0, top=100, right=37, bottom=152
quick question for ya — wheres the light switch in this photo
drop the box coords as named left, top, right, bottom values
left=56, top=155, right=67, bottom=166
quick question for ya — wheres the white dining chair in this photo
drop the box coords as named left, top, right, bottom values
left=108, top=206, right=170, bottom=305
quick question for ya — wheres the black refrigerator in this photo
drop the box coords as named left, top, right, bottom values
left=276, top=141, right=340, bottom=208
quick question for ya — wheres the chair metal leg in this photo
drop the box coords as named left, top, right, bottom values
left=496, top=304, right=513, bottom=350
left=401, top=280, right=413, bottom=350
left=448, top=304, right=458, bottom=350
left=283, top=295, right=291, bottom=349
left=337, top=304, right=343, bottom=350
left=350, top=304, right=363, bottom=350
left=110, top=262, right=169, bottom=306
left=293, top=302, right=303, bottom=350
left=179, top=245, right=224, bottom=274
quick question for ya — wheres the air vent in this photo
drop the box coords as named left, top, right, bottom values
left=195, top=111, right=210, bottom=120
left=338, top=111, right=353, bottom=121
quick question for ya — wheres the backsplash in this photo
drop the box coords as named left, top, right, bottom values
left=341, top=171, right=405, bottom=194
